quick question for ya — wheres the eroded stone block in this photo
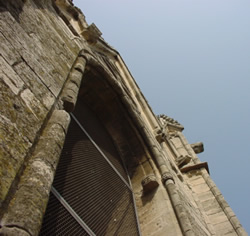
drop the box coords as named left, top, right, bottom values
left=141, top=174, right=159, bottom=194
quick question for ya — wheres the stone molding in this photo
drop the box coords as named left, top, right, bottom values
left=60, top=53, right=87, bottom=112
left=60, top=48, right=120, bottom=113
left=161, top=172, right=175, bottom=184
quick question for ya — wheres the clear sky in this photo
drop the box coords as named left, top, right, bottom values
left=74, top=0, right=250, bottom=233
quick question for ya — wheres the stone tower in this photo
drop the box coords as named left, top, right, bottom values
left=0, top=0, right=247, bottom=235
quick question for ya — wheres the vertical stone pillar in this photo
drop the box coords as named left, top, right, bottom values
left=61, top=55, right=87, bottom=112
left=162, top=172, right=194, bottom=236
left=0, top=110, right=70, bottom=236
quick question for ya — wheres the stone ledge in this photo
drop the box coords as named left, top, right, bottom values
left=180, top=162, right=209, bottom=174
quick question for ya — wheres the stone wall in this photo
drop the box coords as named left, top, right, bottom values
left=0, top=0, right=84, bottom=234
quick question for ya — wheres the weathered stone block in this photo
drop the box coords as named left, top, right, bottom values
left=13, top=61, right=55, bottom=110
left=60, top=55, right=86, bottom=112
left=0, top=114, right=31, bottom=205
left=170, top=137, right=183, bottom=149
left=0, top=6, right=77, bottom=98
left=0, top=80, right=48, bottom=144
left=216, top=228, right=237, bottom=236
left=187, top=175, right=206, bottom=186
left=197, top=191, right=214, bottom=202
left=213, top=220, right=235, bottom=232
left=192, top=183, right=210, bottom=194
left=141, top=174, right=159, bottom=194
left=2, top=165, right=52, bottom=235
left=69, top=69, right=84, bottom=87
left=0, top=56, right=24, bottom=95
left=75, top=56, right=87, bottom=73
left=202, top=198, right=222, bottom=215
left=0, top=226, right=30, bottom=236
left=0, top=31, right=22, bottom=66
left=208, top=212, right=229, bottom=225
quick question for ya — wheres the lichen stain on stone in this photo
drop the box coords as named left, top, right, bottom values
left=0, top=110, right=34, bottom=204
left=0, top=58, right=25, bottom=95
left=20, top=88, right=47, bottom=121
left=31, top=160, right=53, bottom=184
left=0, top=81, right=47, bottom=144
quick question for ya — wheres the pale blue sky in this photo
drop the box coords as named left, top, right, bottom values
left=74, top=0, right=250, bottom=232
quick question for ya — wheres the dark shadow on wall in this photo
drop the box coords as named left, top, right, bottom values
left=0, top=0, right=67, bottom=22
left=0, top=0, right=56, bottom=22
left=141, top=187, right=158, bottom=206
left=0, top=0, right=81, bottom=37
left=0, top=0, right=26, bottom=22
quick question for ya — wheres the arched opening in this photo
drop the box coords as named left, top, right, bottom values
left=39, top=65, right=147, bottom=236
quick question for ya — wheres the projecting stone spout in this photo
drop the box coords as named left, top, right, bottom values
left=191, top=142, right=204, bottom=154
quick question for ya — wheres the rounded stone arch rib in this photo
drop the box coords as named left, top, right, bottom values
left=77, top=53, right=150, bottom=176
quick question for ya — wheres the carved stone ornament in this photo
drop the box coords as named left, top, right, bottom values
left=81, top=23, right=102, bottom=43
left=191, top=142, right=204, bottom=154
left=141, top=174, right=159, bottom=193
left=161, top=172, right=174, bottom=184
left=154, top=127, right=165, bottom=143
left=158, top=114, right=184, bottom=131
left=176, top=155, right=192, bottom=168
left=169, top=132, right=179, bottom=139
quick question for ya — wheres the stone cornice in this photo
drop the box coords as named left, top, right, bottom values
left=180, top=162, right=209, bottom=174
left=158, top=114, right=184, bottom=131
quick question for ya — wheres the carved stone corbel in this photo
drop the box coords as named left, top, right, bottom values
left=176, top=154, right=192, bottom=168
left=141, top=174, right=159, bottom=194
left=154, top=127, right=165, bottom=143
left=191, top=142, right=204, bottom=154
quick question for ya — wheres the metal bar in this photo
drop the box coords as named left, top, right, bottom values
left=71, top=113, right=132, bottom=191
left=125, top=162, right=142, bottom=236
left=116, top=138, right=142, bottom=236
left=51, top=186, right=96, bottom=236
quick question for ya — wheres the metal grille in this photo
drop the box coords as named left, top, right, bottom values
left=40, top=100, right=140, bottom=236
left=39, top=193, right=89, bottom=236
left=73, top=99, right=129, bottom=182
